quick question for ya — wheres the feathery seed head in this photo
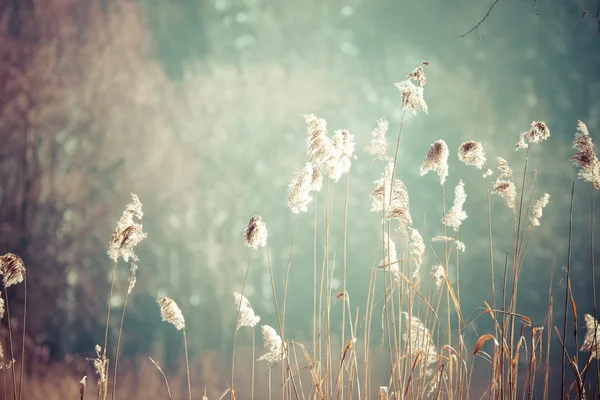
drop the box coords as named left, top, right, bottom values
left=431, top=265, right=445, bottom=289
left=258, top=325, right=286, bottom=364
left=233, top=292, right=260, bottom=329
left=0, top=253, right=26, bottom=287
left=458, top=141, right=487, bottom=170
left=407, top=63, right=428, bottom=87
left=288, top=163, right=316, bottom=213
left=365, top=118, right=390, bottom=161
left=305, top=114, right=331, bottom=168
left=441, top=180, right=467, bottom=231
left=497, top=157, right=513, bottom=179
left=529, top=193, right=550, bottom=230
left=92, top=345, right=107, bottom=383
left=515, top=121, right=550, bottom=150
left=328, top=129, right=356, bottom=182
left=571, top=120, right=600, bottom=190
left=581, top=314, right=600, bottom=359
left=395, top=80, right=428, bottom=115
left=420, top=140, right=449, bottom=185
left=157, top=297, right=185, bottom=330
left=244, top=215, right=268, bottom=249
left=127, top=263, right=138, bottom=294
left=108, top=193, right=147, bottom=262
left=408, top=228, right=425, bottom=280
left=0, top=296, right=4, bottom=320
left=492, top=179, right=516, bottom=212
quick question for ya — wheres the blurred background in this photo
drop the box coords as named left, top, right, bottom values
left=0, top=0, right=599, bottom=397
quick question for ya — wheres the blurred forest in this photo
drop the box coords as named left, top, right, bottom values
left=0, top=0, right=599, bottom=387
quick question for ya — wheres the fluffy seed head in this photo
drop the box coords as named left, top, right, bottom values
left=157, top=297, right=185, bottom=330
left=458, top=141, right=486, bottom=170
left=244, top=215, right=268, bottom=249
left=107, top=193, right=147, bottom=262
left=515, top=121, right=551, bottom=150
left=497, top=157, right=513, bottom=179
left=0, top=253, right=26, bottom=287
left=395, top=80, right=428, bottom=115
left=431, top=265, right=445, bottom=289
left=492, top=179, right=516, bottom=212
left=233, top=292, right=261, bottom=329
left=364, top=118, right=390, bottom=161
left=305, top=114, right=331, bottom=168
left=328, top=129, right=356, bottom=182
left=0, top=296, right=4, bottom=320
left=92, top=345, right=107, bottom=384
left=570, top=120, right=600, bottom=190
left=380, top=232, right=399, bottom=280
left=408, top=228, right=425, bottom=280
left=127, top=263, right=138, bottom=294
left=288, top=163, right=317, bottom=213
left=432, top=236, right=466, bottom=252
left=258, top=325, right=286, bottom=364
left=581, top=314, right=600, bottom=359
left=441, top=180, right=467, bottom=231
left=407, top=63, right=427, bottom=87
left=420, top=140, right=449, bottom=185
left=529, top=193, right=550, bottom=230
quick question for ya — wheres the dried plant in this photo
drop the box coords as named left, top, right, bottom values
left=431, top=264, right=445, bottom=289
left=107, top=193, right=147, bottom=263
left=305, top=113, right=332, bottom=169
left=233, top=292, right=261, bottom=329
left=442, top=179, right=468, bottom=231
left=244, top=216, right=268, bottom=250
left=79, top=376, right=87, bottom=400
left=570, top=120, right=600, bottom=190
left=492, top=179, right=517, bottom=212
left=420, top=140, right=449, bottom=185
left=365, top=118, right=390, bottom=160
left=371, top=161, right=413, bottom=228
left=287, top=162, right=321, bottom=213
left=497, top=157, right=513, bottom=179
left=408, top=228, right=425, bottom=279
left=92, top=345, right=107, bottom=385
left=328, top=129, right=356, bottom=182
left=0, top=296, right=3, bottom=319
left=395, top=63, right=429, bottom=114
left=529, top=193, right=550, bottom=230
left=515, top=121, right=551, bottom=150
left=156, top=297, right=191, bottom=400
left=580, top=314, right=600, bottom=359
left=458, top=140, right=486, bottom=168
left=0, top=253, right=26, bottom=288
left=432, top=236, right=466, bottom=252
left=157, top=297, right=186, bottom=331
left=380, top=232, right=399, bottom=277
left=257, top=325, right=286, bottom=364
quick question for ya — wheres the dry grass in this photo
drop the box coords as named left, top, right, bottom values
left=1, top=63, right=599, bottom=400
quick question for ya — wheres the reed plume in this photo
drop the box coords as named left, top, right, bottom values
left=529, top=193, right=550, bottom=230
left=365, top=118, right=390, bottom=161
left=441, top=179, right=467, bottom=231
left=570, top=120, right=600, bottom=190
left=244, top=216, right=268, bottom=250
left=515, top=121, right=551, bottom=150
left=233, top=292, right=260, bottom=329
left=420, top=140, right=449, bottom=185
left=581, top=314, right=600, bottom=358
left=257, top=325, right=286, bottom=364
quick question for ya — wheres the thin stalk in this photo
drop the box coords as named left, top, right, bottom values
left=100, top=260, right=119, bottom=399
left=252, top=328, right=256, bottom=400
left=149, top=357, right=173, bottom=400
left=18, top=277, right=26, bottom=400
left=561, top=182, right=575, bottom=400
left=3, top=285, right=17, bottom=400
left=340, top=171, right=350, bottom=399
left=230, top=250, right=254, bottom=399
left=111, top=286, right=132, bottom=400
left=183, top=329, right=192, bottom=400
left=313, top=196, right=318, bottom=363
left=281, top=215, right=300, bottom=340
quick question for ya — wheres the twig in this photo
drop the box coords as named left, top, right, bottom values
left=461, top=0, right=501, bottom=37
